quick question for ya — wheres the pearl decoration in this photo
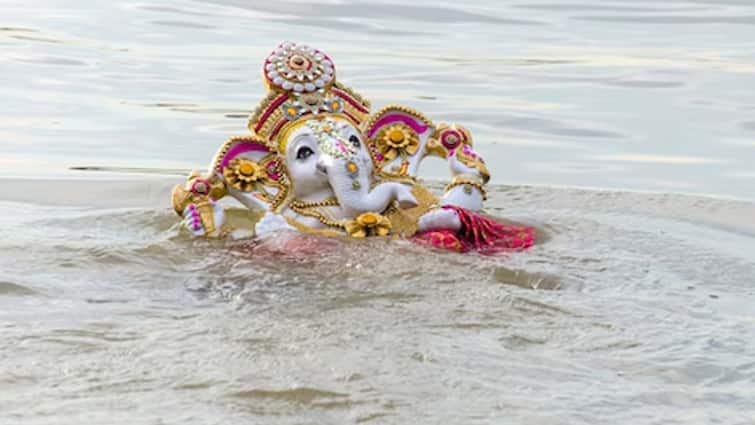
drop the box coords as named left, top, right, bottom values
left=263, top=42, right=335, bottom=93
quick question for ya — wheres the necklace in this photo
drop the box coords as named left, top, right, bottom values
left=289, top=197, right=340, bottom=209
left=289, top=197, right=345, bottom=229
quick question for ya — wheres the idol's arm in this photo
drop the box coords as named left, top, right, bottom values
left=440, top=145, right=489, bottom=211
left=418, top=143, right=490, bottom=233
left=171, top=170, right=229, bottom=238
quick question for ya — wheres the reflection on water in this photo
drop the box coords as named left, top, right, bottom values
left=2, top=1, right=755, bottom=424
left=1, top=0, right=754, bottom=199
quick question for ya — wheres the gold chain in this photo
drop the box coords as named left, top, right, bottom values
left=289, top=197, right=345, bottom=229
left=289, top=197, right=340, bottom=209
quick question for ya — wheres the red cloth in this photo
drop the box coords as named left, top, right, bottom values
left=412, top=206, right=535, bottom=254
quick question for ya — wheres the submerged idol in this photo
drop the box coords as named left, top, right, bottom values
left=171, top=42, right=535, bottom=253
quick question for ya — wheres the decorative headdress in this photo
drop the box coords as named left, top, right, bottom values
left=247, top=42, right=371, bottom=148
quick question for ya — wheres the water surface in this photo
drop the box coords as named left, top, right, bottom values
left=2, top=179, right=755, bottom=424
left=1, top=1, right=755, bottom=424
left=1, top=0, right=755, bottom=199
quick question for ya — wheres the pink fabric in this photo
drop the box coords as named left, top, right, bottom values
left=413, top=206, right=535, bottom=254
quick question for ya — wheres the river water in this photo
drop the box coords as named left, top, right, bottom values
left=1, top=1, right=755, bottom=424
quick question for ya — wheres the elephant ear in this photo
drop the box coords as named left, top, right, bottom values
left=364, top=105, right=435, bottom=179
left=209, top=135, right=289, bottom=211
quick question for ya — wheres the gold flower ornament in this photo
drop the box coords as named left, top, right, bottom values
left=223, top=158, right=264, bottom=191
left=376, top=123, right=419, bottom=162
left=344, top=212, right=392, bottom=238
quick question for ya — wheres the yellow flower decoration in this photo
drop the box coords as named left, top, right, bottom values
left=376, top=123, right=419, bottom=162
left=223, top=157, right=264, bottom=191
left=344, top=212, right=392, bottom=238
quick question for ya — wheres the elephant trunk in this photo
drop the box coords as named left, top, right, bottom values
left=323, top=156, right=414, bottom=216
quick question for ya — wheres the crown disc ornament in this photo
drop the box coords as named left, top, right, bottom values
left=264, top=42, right=335, bottom=93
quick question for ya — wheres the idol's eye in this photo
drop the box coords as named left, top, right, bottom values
left=296, top=146, right=314, bottom=160
left=349, top=134, right=360, bottom=149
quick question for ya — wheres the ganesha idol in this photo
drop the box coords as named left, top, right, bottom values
left=171, top=42, right=535, bottom=253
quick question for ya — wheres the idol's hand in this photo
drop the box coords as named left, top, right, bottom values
left=182, top=199, right=225, bottom=238
left=418, top=207, right=462, bottom=233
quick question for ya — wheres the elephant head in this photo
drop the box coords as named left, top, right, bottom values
left=204, top=114, right=417, bottom=229
left=281, top=115, right=417, bottom=217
